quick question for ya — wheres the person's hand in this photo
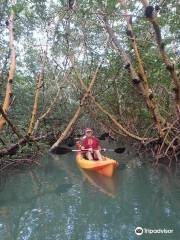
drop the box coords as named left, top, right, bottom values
left=88, top=147, right=93, bottom=153
left=81, top=146, right=85, bottom=150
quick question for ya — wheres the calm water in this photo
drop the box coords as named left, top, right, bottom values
left=0, top=143, right=180, bottom=240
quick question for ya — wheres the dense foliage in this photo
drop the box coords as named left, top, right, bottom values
left=0, top=0, right=179, bottom=163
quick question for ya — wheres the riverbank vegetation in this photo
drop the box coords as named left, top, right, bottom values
left=0, top=0, right=179, bottom=170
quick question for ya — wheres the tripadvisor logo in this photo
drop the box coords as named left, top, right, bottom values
left=135, top=227, right=143, bottom=236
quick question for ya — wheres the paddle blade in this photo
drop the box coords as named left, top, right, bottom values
left=114, top=147, right=125, bottom=154
left=50, top=147, right=71, bottom=155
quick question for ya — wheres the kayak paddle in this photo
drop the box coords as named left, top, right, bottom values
left=102, top=148, right=125, bottom=153
left=50, top=147, right=125, bottom=155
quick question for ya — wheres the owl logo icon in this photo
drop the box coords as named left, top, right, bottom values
left=135, top=227, right=143, bottom=236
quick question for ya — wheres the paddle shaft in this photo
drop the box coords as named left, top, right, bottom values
left=72, top=149, right=91, bottom=152
left=50, top=146, right=125, bottom=155
left=72, top=148, right=117, bottom=152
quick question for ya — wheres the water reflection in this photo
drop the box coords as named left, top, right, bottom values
left=79, top=169, right=118, bottom=197
left=51, top=153, right=119, bottom=197
left=0, top=150, right=179, bottom=240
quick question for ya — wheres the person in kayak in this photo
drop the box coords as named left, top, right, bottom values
left=81, top=128, right=103, bottom=161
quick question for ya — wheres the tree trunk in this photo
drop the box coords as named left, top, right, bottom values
left=27, top=47, right=47, bottom=136
left=50, top=58, right=103, bottom=151
left=32, top=86, right=60, bottom=135
left=73, top=64, right=148, bottom=141
left=103, top=15, right=166, bottom=137
left=140, top=0, right=180, bottom=117
left=90, top=95, right=147, bottom=141
left=0, top=4, right=16, bottom=130
left=0, top=105, right=23, bottom=139
left=50, top=106, right=82, bottom=151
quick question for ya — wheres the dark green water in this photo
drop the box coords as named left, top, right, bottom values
left=0, top=144, right=179, bottom=240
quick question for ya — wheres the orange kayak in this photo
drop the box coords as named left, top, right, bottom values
left=76, top=153, right=119, bottom=177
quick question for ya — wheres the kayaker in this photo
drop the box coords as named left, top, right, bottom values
left=75, top=138, right=81, bottom=149
left=81, top=128, right=103, bottom=161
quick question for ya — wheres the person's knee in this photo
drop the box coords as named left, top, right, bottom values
left=94, top=150, right=103, bottom=160
left=86, top=152, right=93, bottom=160
left=94, top=150, right=99, bottom=154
